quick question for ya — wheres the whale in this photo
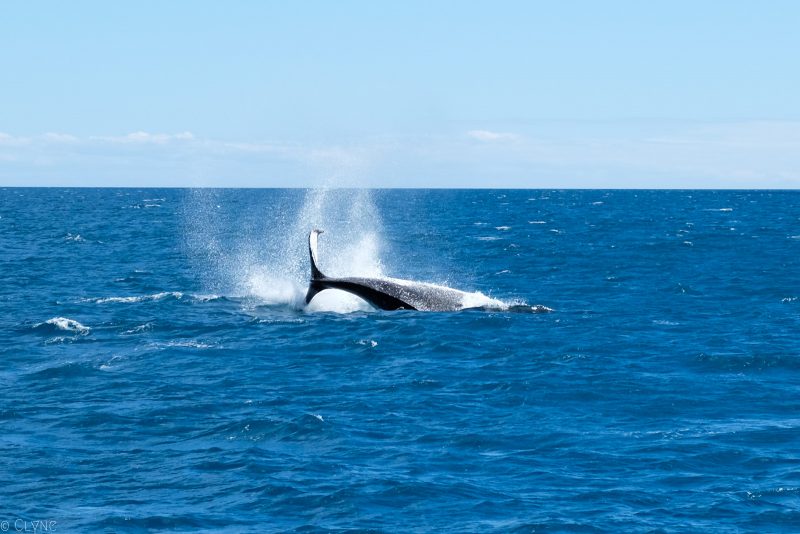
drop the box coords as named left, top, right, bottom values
left=304, top=229, right=472, bottom=311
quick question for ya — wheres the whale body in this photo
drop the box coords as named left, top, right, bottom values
left=304, top=230, right=470, bottom=311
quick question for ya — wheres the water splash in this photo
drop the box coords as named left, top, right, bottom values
left=184, top=188, right=385, bottom=312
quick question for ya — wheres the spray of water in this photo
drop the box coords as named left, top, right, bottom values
left=184, top=188, right=387, bottom=312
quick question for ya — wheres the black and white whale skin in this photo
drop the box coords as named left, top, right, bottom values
left=304, top=230, right=472, bottom=311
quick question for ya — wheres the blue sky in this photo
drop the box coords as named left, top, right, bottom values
left=1, top=1, right=799, bottom=187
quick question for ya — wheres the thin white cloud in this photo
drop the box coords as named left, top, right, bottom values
left=466, top=129, right=519, bottom=142
left=0, top=132, right=31, bottom=146
left=1, top=122, right=799, bottom=187
left=217, top=140, right=297, bottom=154
left=308, top=146, right=369, bottom=169
left=91, top=131, right=196, bottom=144
left=647, top=120, right=800, bottom=149
left=42, top=132, right=79, bottom=143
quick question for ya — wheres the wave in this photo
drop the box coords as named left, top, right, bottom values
left=199, top=413, right=331, bottom=444
left=505, top=303, right=553, bottom=313
left=89, top=291, right=183, bottom=304
left=121, top=323, right=153, bottom=335
left=156, top=340, right=216, bottom=349
left=84, top=292, right=225, bottom=304
left=33, top=317, right=91, bottom=334
left=464, top=292, right=552, bottom=313
left=25, top=360, right=99, bottom=379
left=192, top=294, right=225, bottom=303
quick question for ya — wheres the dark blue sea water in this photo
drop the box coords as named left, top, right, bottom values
left=1, top=188, right=799, bottom=533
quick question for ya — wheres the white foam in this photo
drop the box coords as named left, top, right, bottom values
left=653, top=319, right=680, bottom=326
left=121, top=323, right=152, bottom=335
left=239, top=267, right=376, bottom=313
left=461, top=291, right=506, bottom=310
left=90, top=292, right=183, bottom=304
left=305, top=290, right=374, bottom=313
left=191, top=294, right=223, bottom=302
left=39, top=317, right=90, bottom=334
left=242, top=270, right=306, bottom=308
left=99, top=355, right=124, bottom=370
left=495, top=226, right=511, bottom=231
left=159, top=340, right=214, bottom=349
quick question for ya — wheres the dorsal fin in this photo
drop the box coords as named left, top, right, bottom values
left=308, top=229, right=326, bottom=280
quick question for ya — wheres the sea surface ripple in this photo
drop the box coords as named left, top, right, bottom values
left=1, top=188, right=799, bottom=532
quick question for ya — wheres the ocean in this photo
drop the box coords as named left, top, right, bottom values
left=1, top=188, right=799, bottom=532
